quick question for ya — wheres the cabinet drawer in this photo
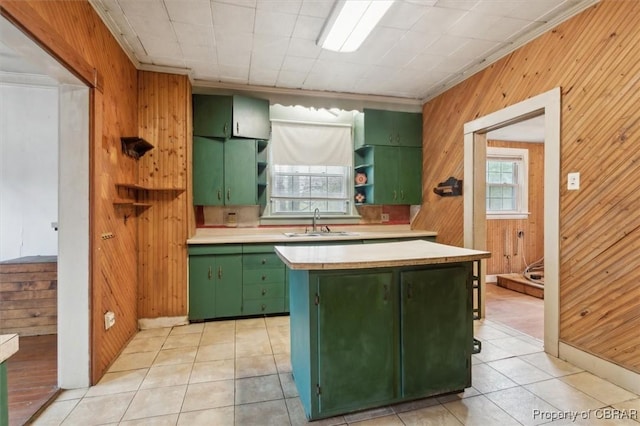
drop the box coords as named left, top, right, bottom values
left=243, top=298, right=285, bottom=315
left=243, top=253, right=283, bottom=269
left=243, top=268, right=285, bottom=284
left=243, top=283, right=285, bottom=300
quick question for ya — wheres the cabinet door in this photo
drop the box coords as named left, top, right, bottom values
left=232, top=95, right=271, bottom=140
left=372, top=146, right=399, bottom=204
left=364, top=109, right=395, bottom=146
left=224, top=139, right=257, bottom=205
left=316, top=271, right=398, bottom=415
left=189, top=255, right=216, bottom=320
left=193, top=95, right=232, bottom=138
left=396, top=112, right=422, bottom=147
left=193, top=137, right=224, bottom=205
left=398, top=147, right=422, bottom=204
left=215, top=255, right=243, bottom=318
left=400, top=266, right=471, bottom=399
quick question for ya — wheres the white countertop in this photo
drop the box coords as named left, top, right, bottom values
left=187, top=225, right=437, bottom=245
left=274, top=240, right=491, bottom=270
left=0, top=334, right=19, bottom=363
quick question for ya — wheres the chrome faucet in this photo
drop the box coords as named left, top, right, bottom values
left=312, top=208, right=320, bottom=232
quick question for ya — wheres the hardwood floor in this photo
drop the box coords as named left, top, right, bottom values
left=485, top=282, right=544, bottom=340
left=6, top=334, right=58, bottom=426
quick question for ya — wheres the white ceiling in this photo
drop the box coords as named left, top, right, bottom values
left=89, top=0, right=597, bottom=103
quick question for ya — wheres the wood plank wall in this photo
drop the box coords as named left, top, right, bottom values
left=414, top=0, right=640, bottom=373
left=1, top=0, right=141, bottom=383
left=485, top=141, right=544, bottom=275
left=137, top=71, right=191, bottom=318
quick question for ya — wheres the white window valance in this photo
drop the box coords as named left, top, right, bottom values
left=270, top=120, right=352, bottom=167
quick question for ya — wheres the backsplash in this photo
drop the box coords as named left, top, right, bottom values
left=195, top=204, right=418, bottom=227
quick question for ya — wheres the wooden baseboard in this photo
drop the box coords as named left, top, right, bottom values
left=137, top=316, right=188, bottom=330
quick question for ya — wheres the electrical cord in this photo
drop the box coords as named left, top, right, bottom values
left=518, top=232, right=544, bottom=286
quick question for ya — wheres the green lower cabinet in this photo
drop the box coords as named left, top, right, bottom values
left=189, top=254, right=242, bottom=320
left=401, top=266, right=471, bottom=398
left=316, top=271, right=398, bottom=417
left=242, top=246, right=287, bottom=316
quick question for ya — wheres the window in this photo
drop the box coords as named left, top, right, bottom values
left=267, top=118, right=354, bottom=216
left=271, top=165, right=350, bottom=214
left=486, top=147, right=529, bottom=219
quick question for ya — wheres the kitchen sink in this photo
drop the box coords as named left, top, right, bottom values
left=283, top=231, right=359, bottom=237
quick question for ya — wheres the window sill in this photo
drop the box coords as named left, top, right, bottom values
left=486, top=212, right=530, bottom=220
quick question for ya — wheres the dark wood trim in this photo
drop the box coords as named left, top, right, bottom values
left=0, top=0, right=102, bottom=91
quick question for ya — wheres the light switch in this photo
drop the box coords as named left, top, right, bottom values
left=568, top=172, right=580, bottom=190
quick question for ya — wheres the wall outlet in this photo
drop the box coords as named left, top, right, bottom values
left=104, top=311, right=115, bottom=330
left=381, top=213, right=390, bottom=222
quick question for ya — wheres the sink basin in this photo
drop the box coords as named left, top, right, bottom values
left=283, top=231, right=358, bottom=238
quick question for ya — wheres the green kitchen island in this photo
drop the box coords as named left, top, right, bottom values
left=274, top=240, right=490, bottom=421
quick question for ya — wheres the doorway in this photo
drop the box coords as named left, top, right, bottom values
left=463, top=88, right=561, bottom=356
left=1, top=13, right=90, bottom=424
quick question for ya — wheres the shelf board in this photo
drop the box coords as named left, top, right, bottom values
left=113, top=199, right=152, bottom=207
left=355, top=164, right=373, bottom=170
left=355, top=183, right=372, bottom=188
left=116, top=183, right=185, bottom=192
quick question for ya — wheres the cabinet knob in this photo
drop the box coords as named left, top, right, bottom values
left=393, top=190, right=397, bottom=201
left=236, top=122, right=240, bottom=134
left=227, top=188, right=231, bottom=200
left=383, top=284, right=389, bottom=301
left=261, top=275, right=267, bottom=281
left=218, top=266, right=223, bottom=279
left=261, top=304, right=266, bottom=311
left=217, top=189, right=221, bottom=200
left=262, top=289, right=267, bottom=296
left=407, top=282, right=413, bottom=299
left=400, top=190, right=405, bottom=200
left=261, top=259, right=266, bottom=264
left=208, top=266, right=212, bottom=280
left=223, top=123, right=228, bottom=136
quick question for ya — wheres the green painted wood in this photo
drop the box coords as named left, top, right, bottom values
left=288, top=269, right=313, bottom=417
left=188, top=254, right=243, bottom=320
left=316, top=270, right=398, bottom=416
left=193, top=95, right=232, bottom=138
left=364, top=109, right=396, bottom=146
left=242, top=298, right=285, bottom=315
left=224, top=139, right=258, bottom=205
left=188, top=255, right=216, bottom=320
left=372, top=146, right=399, bottom=204
left=399, top=147, right=422, bottom=204
left=395, top=111, right=422, bottom=147
left=193, top=136, right=224, bottom=206
left=242, top=252, right=282, bottom=268
left=232, top=95, right=271, bottom=140
left=214, top=255, right=243, bottom=318
left=188, top=244, right=242, bottom=256
left=400, top=265, right=471, bottom=398
left=0, top=363, right=7, bottom=426
left=242, top=268, right=284, bottom=285
left=242, top=282, right=285, bottom=299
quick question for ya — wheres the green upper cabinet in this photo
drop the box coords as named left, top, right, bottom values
left=193, top=137, right=267, bottom=206
left=193, top=94, right=270, bottom=140
left=358, top=146, right=421, bottom=205
left=363, top=109, right=422, bottom=147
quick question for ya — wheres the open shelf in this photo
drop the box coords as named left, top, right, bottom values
left=113, top=199, right=152, bottom=208
left=115, top=183, right=185, bottom=192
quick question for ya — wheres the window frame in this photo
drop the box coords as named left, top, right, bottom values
left=486, top=147, right=530, bottom=220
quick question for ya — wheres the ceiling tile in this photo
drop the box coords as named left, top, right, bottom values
left=276, top=70, right=308, bottom=88
left=453, top=38, right=504, bottom=59
left=214, top=0, right=257, bottom=8
left=448, top=12, right=532, bottom=42
left=255, top=9, right=297, bottom=36
left=406, top=52, right=445, bottom=71
left=181, top=44, right=216, bottom=62
left=214, top=31, right=253, bottom=52
left=173, top=22, right=214, bottom=47
left=379, top=1, right=428, bottom=30
left=280, top=56, right=316, bottom=73
left=218, top=64, right=249, bottom=83
left=257, top=0, right=301, bottom=15
left=299, top=0, right=334, bottom=18
left=287, top=38, right=322, bottom=59
left=211, top=2, right=255, bottom=33
left=164, top=0, right=212, bottom=26
left=410, top=6, right=467, bottom=35
left=249, top=68, right=279, bottom=86
left=433, top=0, right=480, bottom=11
left=251, top=51, right=285, bottom=69
left=187, top=60, right=219, bottom=79
left=126, top=14, right=176, bottom=40
left=423, top=34, right=471, bottom=56
left=253, top=34, right=290, bottom=57
left=292, top=15, right=325, bottom=40
left=117, top=0, right=169, bottom=19
left=217, top=48, right=251, bottom=68
left=139, top=36, right=182, bottom=57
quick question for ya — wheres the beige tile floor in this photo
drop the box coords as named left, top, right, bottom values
left=33, top=316, right=640, bottom=426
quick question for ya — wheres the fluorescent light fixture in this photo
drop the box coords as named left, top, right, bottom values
left=318, top=0, right=395, bottom=53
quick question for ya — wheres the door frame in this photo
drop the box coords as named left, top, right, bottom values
left=463, top=87, right=561, bottom=356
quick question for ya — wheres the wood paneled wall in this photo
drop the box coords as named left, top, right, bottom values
left=485, top=141, right=544, bottom=275
left=1, top=0, right=140, bottom=383
left=137, top=71, right=191, bottom=318
left=414, top=0, right=640, bottom=373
